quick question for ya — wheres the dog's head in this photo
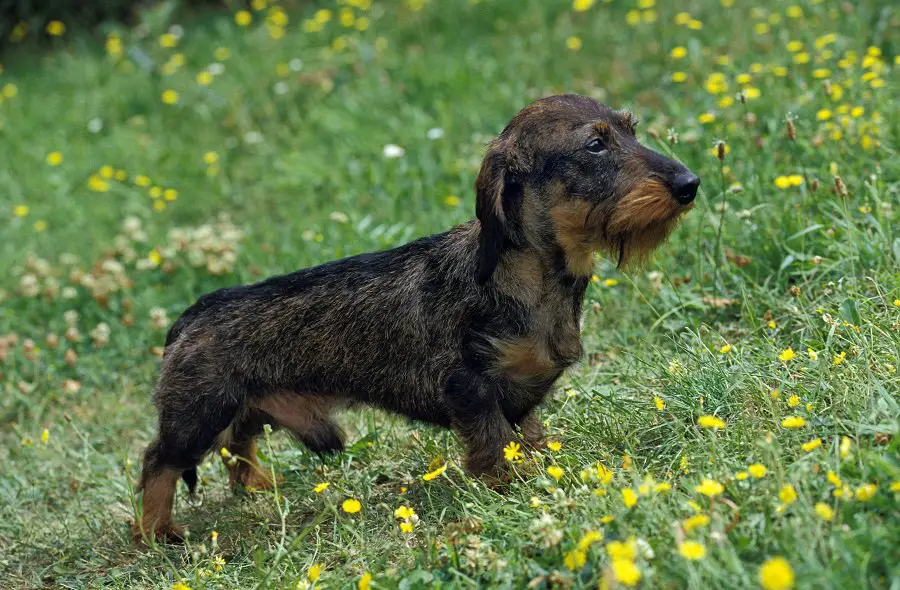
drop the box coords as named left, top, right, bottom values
left=474, top=94, right=698, bottom=283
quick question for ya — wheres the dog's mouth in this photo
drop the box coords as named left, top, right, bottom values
left=599, top=180, right=694, bottom=268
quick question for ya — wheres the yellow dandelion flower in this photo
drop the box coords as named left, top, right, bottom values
left=2, top=83, right=18, bottom=99
left=855, top=483, right=877, bottom=502
left=46, top=151, right=63, bottom=166
left=106, top=34, right=122, bottom=57
left=40, top=429, right=50, bottom=443
left=781, top=416, right=806, bottom=428
left=46, top=20, right=66, bottom=36
left=801, top=438, right=822, bottom=452
left=172, top=583, right=192, bottom=590
left=358, top=572, right=372, bottom=590
left=671, top=71, right=687, bottom=83
left=422, top=463, right=447, bottom=481
left=807, top=348, right=818, bottom=360
left=759, top=556, right=795, bottom=590
left=679, top=541, right=706, bottom=560
left=444, top=195, right=460, bottom=207
left=778, top=348, right=796, bottom=362
left=161, top=89, right=179, bottom=105
left=546, top=465, right=564, bottom=481
left=683, top=514, right=709, bottom=532
left=504, top=441, right=523, bottom=462
left=313, top=482, right=330, bottom=493
left=719, top=343, right=732, bottom=354
left=394, top=505, right=416, bottom=519
left=196, top=71, right=214, bottom=85
left=698, top=415, right=725, bottom=429
left=736, top=471, right=749, bottom=481
left=399, top=520, right=414, bottom=533
left=88, top=175, right=110, bottom=192
left=671, top=46, right=687, bottom=59
left=566, top=36, right=582, bottom=51
left=159, top=33, right=178, bottom=48
left=695, top=479, right=724, bottom=497
left=654, top=482, right=672, bottom=493
left=342, top=498, right=362, bottom=513
left=787, top=395, right=800, bottom=408
left=779, top=484, right=797, bottom=504
left=827, top=471, right=842, bottom=486
left=611, top=558, right=641, bottom=586
left=308, top=564, right=322, bottom=581
left=698, top=112, right=716, bottom=124
left=547, top=441, right=562, bottom=452
left=572, top=0, right=595, bottom=11
left=622, top=488, right=637, bottom=508
left=597, top=462, right=613, bottom=484
left=235, top=10, right=253, bottom=26
left=889, top=481, right=900, bottom=493
left=748, top=464, right=767, bottom=479
left=654, top=396, right=665, bottom=411
left=13, top=204, right=29, bottom=217
left=33, top=220, right=47, bottom=232
left=814, top=502, right=834, bottom=521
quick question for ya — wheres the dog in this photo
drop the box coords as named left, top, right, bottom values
left=134, top=94, right=699, bottom=542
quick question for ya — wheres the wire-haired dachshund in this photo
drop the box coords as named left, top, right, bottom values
left=135, top=94, right=699, bottom=542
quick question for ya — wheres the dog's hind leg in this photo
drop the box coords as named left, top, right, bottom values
left=220, top=408, right=280, bottom=490
left=445, top=369, right=518, bottom=476
left=135, top=382, right=240, bottom=543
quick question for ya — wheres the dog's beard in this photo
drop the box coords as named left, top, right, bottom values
left=593, top=179, right=692, bottom=269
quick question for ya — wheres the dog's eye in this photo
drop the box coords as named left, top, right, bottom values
left=585, top=138, right=606, bottom=154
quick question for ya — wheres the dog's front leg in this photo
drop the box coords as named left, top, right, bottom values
left=444, top=369, right=518, bottom=476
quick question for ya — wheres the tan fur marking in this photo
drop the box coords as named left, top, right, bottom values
left=494, top=250, right=543, bottom=305
left=137, top=468, right=182, bottom=540
left=252, top=392, right=336, bottom=433
left=549, top=200, right=601, bottom=276
left=492, top=336, right=558, bottom=383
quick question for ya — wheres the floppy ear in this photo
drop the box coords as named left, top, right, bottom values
left=474, top=140, right=509, bottom=284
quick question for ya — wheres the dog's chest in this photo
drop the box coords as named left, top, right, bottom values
left=491, top=289, right=584, bottom=385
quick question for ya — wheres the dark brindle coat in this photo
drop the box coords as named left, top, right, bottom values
left=135, top=94, right=699, bottom=541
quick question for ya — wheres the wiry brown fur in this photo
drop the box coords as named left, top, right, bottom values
left=134, top=94, right=699, bottom=543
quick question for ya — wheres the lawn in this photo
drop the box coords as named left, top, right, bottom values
left=1, top=0, right=898, bottom=588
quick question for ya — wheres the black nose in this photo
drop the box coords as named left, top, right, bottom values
left=672, top=172, right=700, bottom=204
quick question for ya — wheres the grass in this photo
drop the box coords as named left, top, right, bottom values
left=1, top=0, right=898, bottom=588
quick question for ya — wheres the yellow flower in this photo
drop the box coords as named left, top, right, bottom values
left=422, top=463, right=447, bottom=481
left=679, top=541, right=706, bottom=560
left=759, top=556, right=795, bottom=590
left=444, top=195, right=460, bottom=207
left=839, top=436, right=852, bottom=458
left=342, top=498, right=362, bottom=513
left=504, top=441, right=523, bottom=462
left=606, top=539, right=636, bottom=560
left=46, top=151, right=63, bottom=166
left=611, top=558, right=641, bottom=586
left=399, top=520, right=414, bottom=533
left=779, top=484, right=797, bottom=504
left=161, top=89, right=179, bottom=105
left=547, top=441, right=562, bottom=452
left=748, top=464, right=767, bottom=479
left=215, top=47, right=230, bottom=60
left=787, top=395, right=800, bottom=408
left=197, top=71, right=214, bottom=85
left=308, top=564, right=322, bottom=582
left=833, top=351, right=847, bottom=366
left=778, top=348, right=796, bottom=362
left=572, top=0, right=595, bottom=12
left=801, top=438, right=822, bottom=452
left=33, top=220, right=47, bottom=232
left=855, top=483, right=877, bottom=502
left=172, top=583, right=192, bottom=590
left=2, top=83, right=18, bottom=99
left=654, top=396, right=665, bottom=411
left=698, top=112, right=716, bottom=124
left=816, top=109, right=832, bottom=121
left=654, top=482, right=672, bottom=493
left=159, top=33, right=178, bottom=48
left=719, top=344, right=732, bottom=354
left=597, top=462, right=613, bottom=484
left=695, top=479, right=724, bottom=497
left=88, top=175, right=110, bottom=193
left=46, top=20, right=66, bottom=36
left=163, top=188, right=178, bottom=201
left=671, top=46, right=687, bottom=59
left=394, top=505, right=416, bottom=519
left=827, top=471, right=842, bottom=487
left=235, top=10, right=253, bottom=26
left=313, top=482, right=330, bottom=493
left=698, top=415, right=725, bottom=429
left=566, top=36, right=582, bottom=51
left=671, top=71, right=687, bottom=83
left=781, top=416, right=806, bottom=428
left=358, top=572, right=372, bottom=590
left=13, top=204, right=29, bottom=217
left=106, top=34, right=122, bottom=57
left=622, top=488, right=637, bottom=508
left=40, top=429, right=50, bottom=443
left=768, top=320, right=777, bottom=328
left=735, top=471, right=749, bottom=481
left=807, top=348, right=818, bottom=360
left=135, top=175, right=151, bottom=187
left=814, top=502, right=834, bottom=521
left=564, top=548, right=586, bottom=570
left=889, top=481, right=900, bottom=493
left=683, top=514, right=710, bottom=532
left=603, top=278, right=618, bottom=287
